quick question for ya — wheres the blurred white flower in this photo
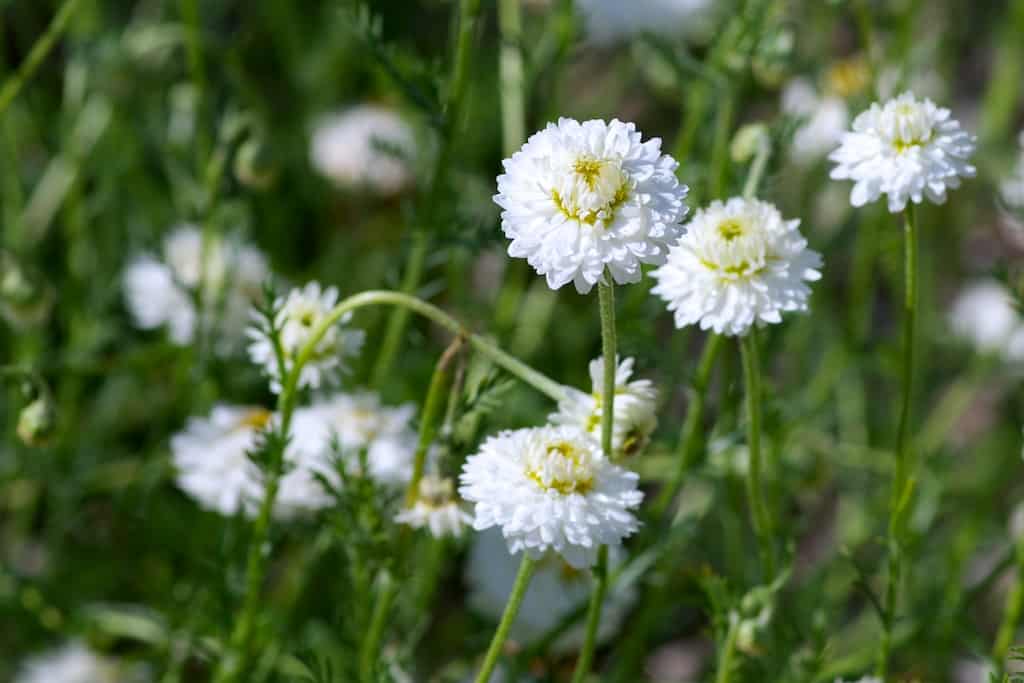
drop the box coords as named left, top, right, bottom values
left=834, top=678, right=882, bottom=683
left=466, top=528, right=635, bottom=651
left=550, top=355, right=657, bottom=457
left=247, top=282, right=365, bottom=394
left=948, top=280, right=1024, bottom=362
left=395, top=475, right=471, bottom=537
left=1001, top=131, right=1024, bottom=211
left=310, top=104, right=416, bottom=194
left=829, top=91, right=976, bottom=213
left=123, top=224, right=269, bottom=349
left=577, top=0, right=716, bottom=45
left=651, top=197, right=822, bottom=336
left=459, top=425, right=642, bottom=568
left=15, top=642, right=147, bottom=683
left=781, top=78, right=849, bottom=164
left=494, top=118, right=689, bottom=294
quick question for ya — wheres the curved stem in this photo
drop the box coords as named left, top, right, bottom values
left=474, top=554, right=536, bottom=683
left=360, top=570, right=397, bottom=683
left=714, top=616, right=740, bottom=683
left=739, top=329, right=775, bottom=577
left=877, top=205, right=918, bottom=680
left=406, top=337, right=463, bottom=503
left=571, top=546, right=608, bottom=683
left=653, top=333, right=723, bottom=518
left=741, top=138, right=770, bottom=200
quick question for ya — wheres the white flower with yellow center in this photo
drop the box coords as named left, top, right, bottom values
left=310, top=104, right=416, bottom=195
left=829, top=91, right=976, bottom=213
left=247, top=282, right=365, bottom=393
left=15, top=642, right=148, bottom=683
left=651, top=197, right=822, bottom=336
left=495, top=118, right=689, bottom=294
left=459, top=426, right=642, bottom=568
left=395, top=475, right=472, bottom=538
left=551, top=355, right=657, bottom=458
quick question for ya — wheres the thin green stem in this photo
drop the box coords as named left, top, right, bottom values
left=653, top=333, right=723, bottom=518
left=741, top=138, right=770, bottom=200
left=598, top=279, right=617, bottom=460
left=498, top=0, right=525, bottom=158
left=709, top=91, right=735, bottom=199
left=739, top=329, right=775, bottom=577
left=714, top=616, right=740, bottom=683
left=360, top=571, right=397, bottom=683
left=371, top=229, right=429, bottom=386
left=877, top=205, right=918, bottom=681
left=570, top=546, right=608, bottom=683
left=474, top=555, right=536, bottom=683
left=406, top=337, right=463, bottom=503
left=0, top=0, right=84, bottom=117
left=993, top=539, right=1024, bottom=672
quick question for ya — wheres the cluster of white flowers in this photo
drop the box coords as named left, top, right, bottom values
left=494, top=118, right=689, bottom=294
left=247, top=282, right=365, bottom=394
left=466, top=528, right=635, bottom=651
left=172, top=391, right=417, bottom=519
left=577, top=0, right=716, bottom=45
left=830, top=91, right=976, bottom=213
left=395, top=475, right=472, bottom=538
left=14, top=642, right=147, bottom=683
left=781, top=78, right=849, bottom=165
left=948, top=280, right=1024, bottom=363
left=123, top=224, right=268, bottom=349
left=459, top=425, right=643, bottom=568
left=651, top=197, right=823, bottom=336
left=310, top=104, right=416, bottom=195
left=550, top=355, right=657, bottom=458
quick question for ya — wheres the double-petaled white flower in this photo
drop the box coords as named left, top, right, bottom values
left=14, top=642, right=148, bottom=683
left=247, top=282, right=364, bottom=394
left=459, top=425, right=642, bottom=568
left=310, top=104, right=416, bottom=195
left=651, top=197, right=822, bottom=336
left=829, top=91, right=976, bottom=213
left=550, top=355, right=657, bottom=458
left=395, top=475, right=471, bottom=538
left=494, top=118, right=689, bottom=294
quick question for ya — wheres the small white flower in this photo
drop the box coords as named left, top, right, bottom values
left=247, top=282, right=365, bottom=394
left=122, top=256, right=196, bottom=343
left=577, top=0, right=716, bottom=45
left=310, top=104, right=416, bottom=194
left=459, top=425, right=643, bottom=568
left=395, top=475, right=471, bottom=537
left=948, top=280, right=1024, bottom=362
left=15, top=642, right=148, bottom=683
left=466, top=528, right=635, bottom=652
left=781, top=78, right=849, bottom=164
left=829, top=91, right=976, bottom=213
left=550, top=355, right=657, bottom=457
left=494, top=118, right=689, bottom=294
left=651, top=197, right=822, bottom=336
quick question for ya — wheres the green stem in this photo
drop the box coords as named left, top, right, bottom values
left=671, top=84, right=709, bottom=172
left=741, top=138, right=770, bottom=200
left=598, top=279, right=617, bottom=460
left=709, top=91, right=734, bottom=200
left=993, top=539, right=1024, bottom=672
left=739, top=329, right=775, bottom=577
left=406, top=338, right=463, bottom=503
left=877, top=205, right=918, bottom=681
left=0, top=0, right=84, bottom=117
left=714, top=615, right=740, bottom=683
left=498, top=0, right=525, bottom=158
left=360, top=571, right=397, bottom=683
left=371, top=229, right=429, bottom=386
left=570, top=546, right=609, bottom=683
left=652, top=333, right=723, bottom=518
left=474, top=555, right=536, bottom=683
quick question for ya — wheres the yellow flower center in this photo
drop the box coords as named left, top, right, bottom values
left=239, top=408, right=272, bottom=431
left=551, top=156, right=632, bottom=227
left=525, top=439, right=595, bottom=495
left=717, top=219, right=746, bottom=241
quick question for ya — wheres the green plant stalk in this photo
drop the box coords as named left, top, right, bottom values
left=652, top=333, right=723, bottom=518
left=406, top=338, right=462, bottom=503
left=474, top=555, right=536, bottom=683
left=741, top=139, right=770, bottom=200
left=709, top=91, right=734, bottom=199
left=571, top=546, right=609, bottom=683
left=0, top=0, right=84, bottom=117
left=739, top=328, right=775, bottom=577
left=877, top=205, right=918, bottom=681
left=360, top=570, right=397, bottom=683
left=714, top=616, right=740, bottom=683
left=672, top=84, right=709, bottom=173
left=371, top=229, right=429, bottom=386
left=498, top=0, right=525, bottom=158
left=993, top=539, right=1024, bottom=671
left=979, top=0, right=1024, bottom=145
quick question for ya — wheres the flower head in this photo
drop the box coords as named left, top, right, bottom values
left=395, top=475, right=471, bottom=537
left=15, top=642, right=148, bottom=683
left=459, top=425, right=643, bottom=568
left=781, top=78, right=849, bottom=164
left=310, top=104, right=416, bottom=194
left=550, top=355, right=657, bottom=457
left=829, top=91, right=976, bottom=213
left=948, top=280, right=1024, bottom=363
left=495, top=118, right=689, bottom=294
left=577, top=0, right=716, bottom=45
left=247, top=282, right=365, bottom=394
left=651, top=197, right=822, bottom=336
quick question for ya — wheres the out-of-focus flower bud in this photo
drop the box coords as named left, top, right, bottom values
left=17, top=395, right=57, bottom=447
left=731, top=123, right=769, bottom=164
left=0, top=252, right=55, bottom=329
left=234, top=137, right=278, bottom=191
left=826, top=56, right=870, bottom=99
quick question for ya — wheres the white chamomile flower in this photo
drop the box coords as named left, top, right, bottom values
left=948, top=280, right=1024, bottom=363
left=829, top=91, right=976, bottom=213
left=459, top=425, right=643, bottom=569
left=651, top=197, right=822, bottom=336
left=247, top=282, right=365, bottom=394
left=781, top=78, right=849, bottom=165
left=15, top=642, right=148, bottom=683
left=550, top=355, right=657, bottom=458
left=467, top=528, right=635, bottom=652
left=310, top=104, right=416, bottom=195
left=395, top=475, right=471, bottom=538
left=577, top=0, right=716, bottom=45
left=494, top=118, right=689, bottom=294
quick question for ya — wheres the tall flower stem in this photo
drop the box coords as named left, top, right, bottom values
left=498, top=0, right=525, bottom=158
left=360, top=570, right=397, bottom=683
left=993, top=538, right=1024, bottom=674
left=474, top=555, right=536, bottom=683
left=739, top=328, right=775, bottom=577
left=877, top=205, right=918, bottom=680
left=406, top=337, right=463, bottom=503
left=714, top=615, right=740, bottom=683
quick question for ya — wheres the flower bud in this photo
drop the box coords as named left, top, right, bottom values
left=731, top=123, right=769, bottom=164
left=17, top=396, right=57, bottom=447
left=0, top=252, right=55, bottom=329
left=234, top=137, right=278, bottom=191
